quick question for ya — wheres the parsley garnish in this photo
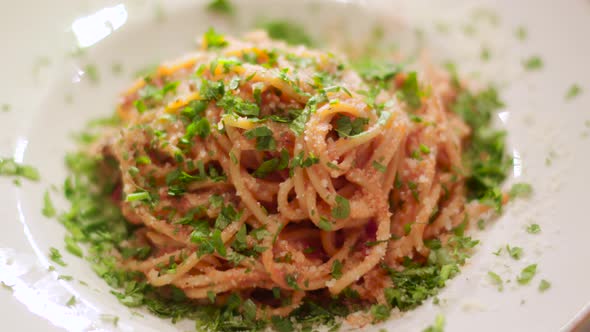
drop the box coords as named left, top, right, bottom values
left=565, top=84, right=582, bottom=101
left=318, top=217, right=333, bottom=231
left=252, top=149, right=289, bottom=178
left=523, top=56, right=543, bottom=71
left=84, top=64, right=100, bottom=83
left=372, top=160, right=387, bottom=173
left=0, top=158, right=40, bottom=181
left=451, top=86, right=508, bottom=211
left=203, top=28, right=228, bottom=49
left=66, top=296, right=77, bottom=307
left=206, top=0, right=233, bottom=14
left=539, top=279, right=551, bottom=292
left=506, top=245, right=523, bottom=260
left=517, top=264, right=537, bottom=285
left=218, top=94, right=260, bottom=117
left=370, top=304, right=390, bottom=322
left=397, top=72, right=422, bottom=109
left=49, top=247, right=66, bottom=266
left=509, top=183, right=532, bottom=199
left=526, top=224, right=541, bottom=234
left=334, top=116, right=368, bottom=138
left=331, top=195, right=350, bottom=219
left=261, top=20, right=313, bottom=46
left=515, top=26, right=527, bottom=41
left=285, top=274, right=300, bottom=290
left=354, top=59, right=401, bottom=83
left=488, top=271, right=503, bottom=291
left=422, top=314, right=445, bottom=332
left=243, top=126, right=276, bottom=151
left=331, top=260, right=343, bottom=279
left=42, top=190, right=56, bottom=217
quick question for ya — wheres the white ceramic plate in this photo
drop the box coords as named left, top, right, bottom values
left=1, top=0, right=590, bottom=331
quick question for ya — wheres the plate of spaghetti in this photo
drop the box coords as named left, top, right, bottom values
left=1, top=1, right=590, bottom=332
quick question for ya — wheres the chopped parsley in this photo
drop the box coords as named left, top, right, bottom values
left=487, top=271, right=503, bottom=291
left=517, top=264, right=537, bottom=285
left=515, top=26, right=528, bottom=41
left=318, top=217, right=333, bottom=231
left=539, top=279, right=551, bottom=292
left=565, top=84, right=582, bottom=101
left=252, top=149, right=289, bottom=178
left=372, top=160, right=387, bottom=173
left=480, top=47, right=491, bottom=61
left=506, top=245, right=523, bottom=260
left=243, top=126, right=276, bottom=151
left=526, top=223, right=541, bottom=234
left=334, top=116, right=368, bottom=138
left=0, top=158, right=40, bottom=181
left=49, top=247, right=66, bottom=266
left=42, top=190, right=56, bottom=218
left=422, top=314, right=445, bottom=332
left=206, top=0, right=233, bottom=14
left=203, top=28, right=228, bottom=49
left=354, top=59, right=401, bottom=84
left=218, top=94, right=260, bottom=117
left=331, top=195, right=350, bottom=219
left=66, top=296, right=77, bottom=307
left=451, top=86, right=508, bottom=211
left=522, top=56, right=543, bottom=71
left=397, top=72, right=422, bottom=109
left=261, top=20, right=313, bottom=46
left=1, top=103, right=11, bottom=112
left=84, top=64, right=100, bottom=83
left=509, top=183, right=532, bottom=199
left=370, top=304, right=390, bottom=322
left=331, top=260, right=343, bottom=279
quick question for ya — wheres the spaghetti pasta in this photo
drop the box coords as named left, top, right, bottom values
left=79, top=29, right=509, bottom=329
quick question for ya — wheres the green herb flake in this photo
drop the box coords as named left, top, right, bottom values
left=565, top=84, right=582, bottom=101
left=203, top=28, right=228, bottom=49
left=487, top=271, right=503, bottom=291
left=318, top=217, right=333, bottom=231
left=480, top=47, right=491, bottom=61
left=66, top=296, right=77, bottom=307
left=42, top=190, right=56, bottom=218
left=370, top=304, right=390, bottom=322
left=84, top=64, right=100, bottom=83
left=509, top=183, right=532, bottom=199
left=243, top=126, right=276, bottom=151
left=539, top=279, right=551, bottom=292
left=517, top=264, right=537, bottom=285
left=331, top=260, right=343, bottom=279
left=0, top=158, right=41, bottom=181
left=207, top=290, right=216, bottom=303
left=422, top=314, right=445, bottom=332
left=261, top=20, right=313, bottom=46
left=398, top=72, right=422, bottom=109
left=523, top=56, right=543, bottom=71
left=506, top=245, right=523, bottom=260
left=49, top=247, right=66, bottom=266
left=526, top=223, right=541, bottom=234
left=271, top=315, right=294, bottom=332
left=125, top=191, right=151, bottom=203
left=65, top=236, right=84, bottom=258
left=372, top=160, right=387, bottom=173
left=515, top=26, right=528, bottom=41
left=331, top=195, right=350, bottom=220
left=334, top=116, right=368, bottom=138
left=206, top=0, right=233, bottom=14
left=1, top=103, right=11, bottom=112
